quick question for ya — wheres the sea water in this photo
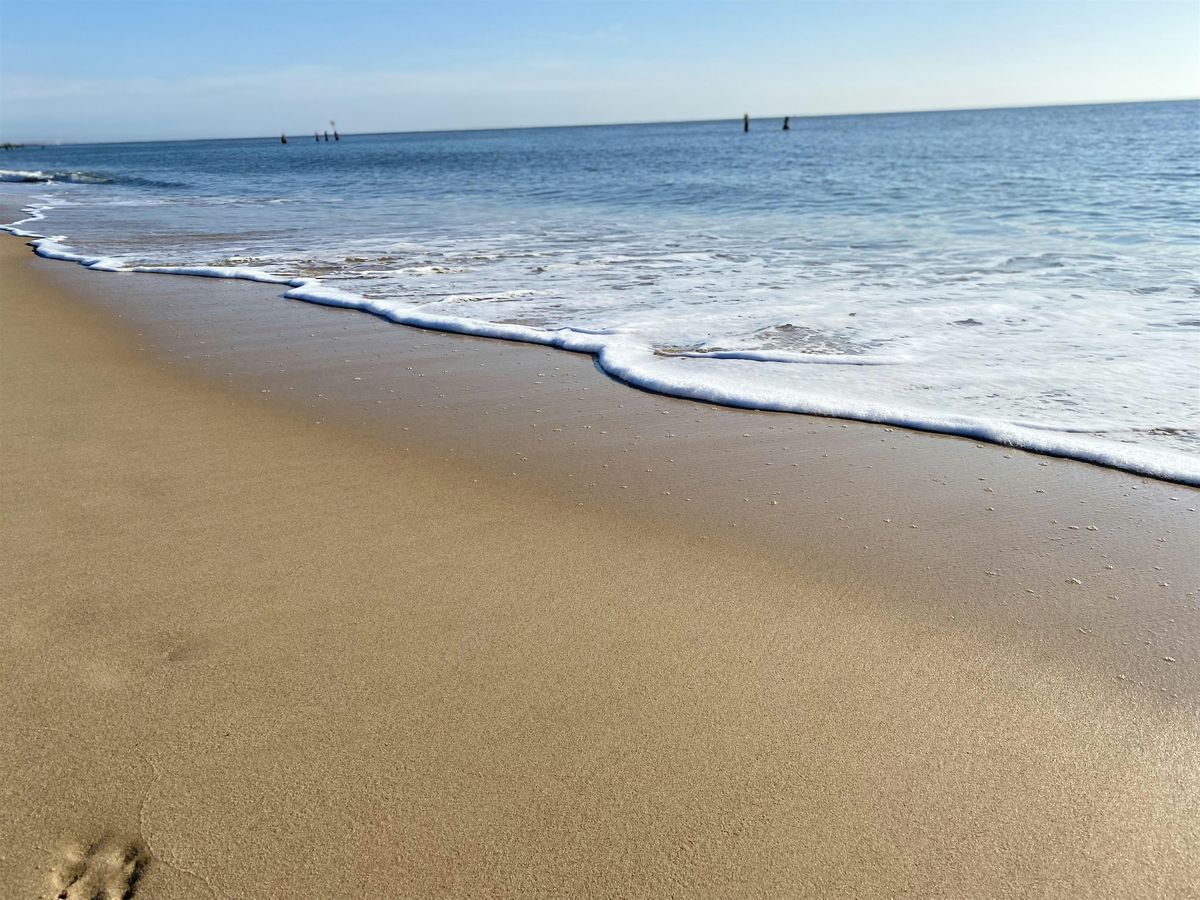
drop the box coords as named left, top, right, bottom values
left=3, top=101, right=1198, bottom=483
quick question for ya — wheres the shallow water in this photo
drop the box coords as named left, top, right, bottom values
left=3, top=101, right=1198, bottom=482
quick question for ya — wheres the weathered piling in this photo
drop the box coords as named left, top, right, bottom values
left=783, top=116, right=790, bottom=131
left=280, top=133, right=287, bottom=144
left=743, top=113, right=749, bottom=132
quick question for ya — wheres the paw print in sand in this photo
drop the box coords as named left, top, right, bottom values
left=49, top=834, right=149, bottom=900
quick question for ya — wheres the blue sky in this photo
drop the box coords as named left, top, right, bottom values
left=1, top=0, right=1196, bottom=142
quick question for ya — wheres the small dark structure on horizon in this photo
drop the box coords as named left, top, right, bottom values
left=743, top=113, right=750, bottom=132
left=783, top=116, right=790, bottom=131
left=285, top=121, right=340, bottom=145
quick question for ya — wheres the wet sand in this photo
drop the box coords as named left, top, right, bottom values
left=2, top=231, right=1199, bottom=897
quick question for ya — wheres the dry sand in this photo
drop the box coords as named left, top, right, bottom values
left=2, top=232, right=1199, bottom=897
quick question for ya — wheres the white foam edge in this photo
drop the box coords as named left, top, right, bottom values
left=4, top=221, right=1197, bottom=486
left=0, top=200, right=52, bottom=237
left=279, top=279, right=1200, bottom=486
left=29, top=237, right=127, bottom=272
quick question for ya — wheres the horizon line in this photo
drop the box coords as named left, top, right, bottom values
left=3, top=95, right=1196, bottom=148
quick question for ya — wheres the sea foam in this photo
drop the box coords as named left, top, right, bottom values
left=5, top=217, right=1197, bottom=485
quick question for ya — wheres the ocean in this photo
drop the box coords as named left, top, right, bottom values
left=3, top=100, right=1198, bottom=483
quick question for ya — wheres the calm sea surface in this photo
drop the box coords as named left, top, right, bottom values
left=4, top=101, right=1198, bottom=482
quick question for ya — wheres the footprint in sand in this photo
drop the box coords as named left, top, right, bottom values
left=49, top=834, right=149, bottom=900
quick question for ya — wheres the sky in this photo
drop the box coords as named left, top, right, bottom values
left=0, top=0, right=1196, bottom=143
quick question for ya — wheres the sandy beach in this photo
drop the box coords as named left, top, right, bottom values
left=3, top=231, right=1199, bottom=897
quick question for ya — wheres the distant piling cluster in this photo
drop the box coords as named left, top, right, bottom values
left=742, top=114, right=793, bottom=132
left=282, top=121, right=339, bottom=144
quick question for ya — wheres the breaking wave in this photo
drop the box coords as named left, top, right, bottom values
left=0, top=169, right=184, bottom=189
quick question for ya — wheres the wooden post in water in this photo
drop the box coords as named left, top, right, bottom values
left=743, top=113, right=749, bottom=132
left=281, top=133, right=287, bottom=144
left=315, top=132, right=320, bottom=142
left=783, top=116, right=790, bottom=131
left=331, top=120, right=339, bottom=141
left=324, top=130, right=329, bottom=142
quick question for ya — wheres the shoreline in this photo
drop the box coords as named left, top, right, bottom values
left=3, top=191, right=1196, bottom=487
left=3, top=231, right=1200, bottom=895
